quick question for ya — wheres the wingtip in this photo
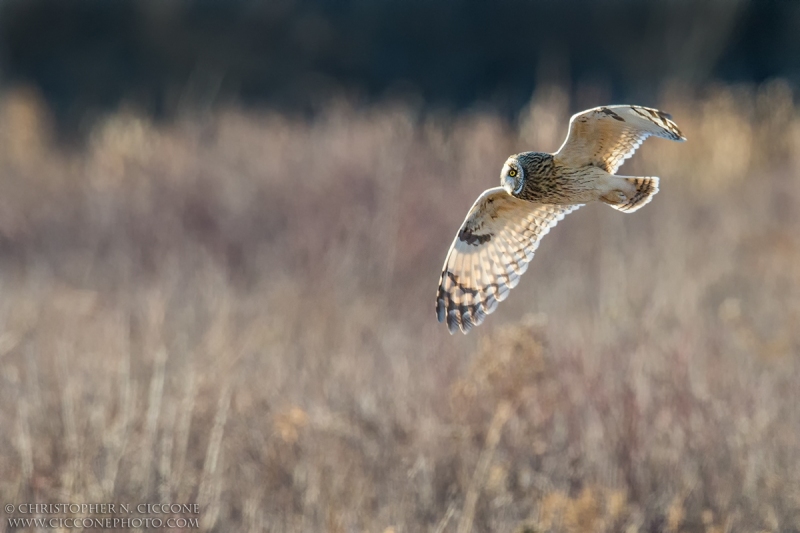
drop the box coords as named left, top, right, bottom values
left=669, top=130, right=687, bottom=142
left=446, top=310, right=460, bottom=334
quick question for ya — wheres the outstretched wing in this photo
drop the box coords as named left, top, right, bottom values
left=555, top=105, right=686, bottom=174
left=435, top=187, right=581, bottom=334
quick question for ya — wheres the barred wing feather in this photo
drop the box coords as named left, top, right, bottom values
left=555, top=105, right=686, bottom=174
left=435, top=187, right=581, bottom=334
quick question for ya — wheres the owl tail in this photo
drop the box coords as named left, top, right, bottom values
left=605, top=176, right=659, bottom=213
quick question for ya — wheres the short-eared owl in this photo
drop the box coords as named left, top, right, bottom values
left=436, top=105, right=685, bottom=334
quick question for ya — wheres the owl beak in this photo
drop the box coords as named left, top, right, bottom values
left=502, top=176, right=516, bottom=195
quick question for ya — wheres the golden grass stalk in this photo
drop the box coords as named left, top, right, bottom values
left=457, top=401, right=513, bottom=533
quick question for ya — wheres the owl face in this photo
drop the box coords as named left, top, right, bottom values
left=501, top=157, right=524, bottom=195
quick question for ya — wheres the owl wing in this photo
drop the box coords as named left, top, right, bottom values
left=555, top=105, right=686, bottom=174
left=436, top=187, right=582, bottom=334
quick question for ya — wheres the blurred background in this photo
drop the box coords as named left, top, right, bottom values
left=1, top=1, right=800, bottom=532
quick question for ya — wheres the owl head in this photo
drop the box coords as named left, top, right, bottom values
left=501, top=156, right=524, bottom=195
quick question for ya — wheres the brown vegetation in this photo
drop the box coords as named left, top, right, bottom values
left=1, top=81, right=799, bottom=532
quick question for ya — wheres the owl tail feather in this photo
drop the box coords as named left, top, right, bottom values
left=605, top=176, right=659, bottom=213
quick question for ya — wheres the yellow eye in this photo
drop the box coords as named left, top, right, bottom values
left=508, top=169, right=517, bottom=177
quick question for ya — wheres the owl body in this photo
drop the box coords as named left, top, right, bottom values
left=506, top=151, right=611, bottom=204
left=436, top=105, right=686, bottom=334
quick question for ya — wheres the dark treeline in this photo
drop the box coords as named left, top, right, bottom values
left=1, top=0, right=799, bottom=131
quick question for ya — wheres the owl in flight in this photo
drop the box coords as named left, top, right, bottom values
left=436, top=105, right=685, bottom=334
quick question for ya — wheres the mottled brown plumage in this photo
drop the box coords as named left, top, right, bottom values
left=436, top=105, right=686, bottom=334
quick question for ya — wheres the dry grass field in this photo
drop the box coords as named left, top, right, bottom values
left=1, top=81, right=800, bottom=532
